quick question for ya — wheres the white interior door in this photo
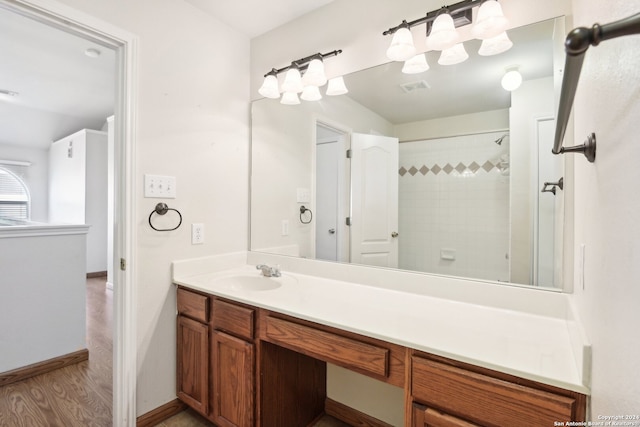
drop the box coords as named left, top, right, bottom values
left=316, top=140, right=338, bottom=261
left=350, top=133, right=399, bottom=268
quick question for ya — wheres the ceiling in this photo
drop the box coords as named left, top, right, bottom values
left=0, top=7, right=115, bottom=149
left=183, top=0, right=335, bottom=39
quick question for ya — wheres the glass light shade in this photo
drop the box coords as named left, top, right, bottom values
left=300, top=85, right=322, bottom=101
left=326, top=76, right=348, bottom=96
left=281, top=67, right=303, bottom=93
left=427, top=13, right=459, bottom=51
left=478, top=31, right=513, bottom=56
left=302, top=59, right=327, bottom=86
left=501, top=69, right=522, bottom=91
left=472, top=0, right=509, bottom=40
left=386, top=26, right=417, bottom=62
left=437, top=43, right=469, bottom=65
left=402, top=54, right=430, bottom=74
left=280, top=91, right=300, bottom=105
left=258, top=74, right=280, bottom=99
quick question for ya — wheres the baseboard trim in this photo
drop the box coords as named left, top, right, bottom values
left=136, top=399, right=187, bottom=427
left=325, top=398, right=394, bottom=427
left=87, top=271, right=108, bottom=278
left=0, top=349, right=89, bottom=387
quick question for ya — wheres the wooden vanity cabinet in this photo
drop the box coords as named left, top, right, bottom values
left=176, top=286, right=587, bottom=427
left=210, top=299, right=256, bottom=427
left=409, top=352, right=586, bottom=427
left=176, top=288, right=210, bottom=415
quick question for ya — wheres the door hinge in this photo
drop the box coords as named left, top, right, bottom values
left=345, top=217, right=352, bottom=226
left=120, top=258, right=126, bottom=271
left=346, top=149, right=352, bottom=159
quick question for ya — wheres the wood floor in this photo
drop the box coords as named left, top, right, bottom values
left=0, top=277, right=113, bottom=426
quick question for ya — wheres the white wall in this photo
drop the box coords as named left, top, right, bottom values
left=0, top=144, right=49, bottom=222
left=0, top=228, right=87, bottom=372
left=38, top=0, right=250, bottom=415
left=569, top=0, right=640, bottom=418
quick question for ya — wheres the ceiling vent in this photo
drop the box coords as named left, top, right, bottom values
left=400, top=80, right=431, bottom=93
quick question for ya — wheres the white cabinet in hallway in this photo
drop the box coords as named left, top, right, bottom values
left=49, top=128, right=108, bottom=274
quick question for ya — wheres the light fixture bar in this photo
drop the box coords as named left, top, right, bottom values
left=263, top=49, right=343, bottom=78
left=382, top=0, right=482, bottom=36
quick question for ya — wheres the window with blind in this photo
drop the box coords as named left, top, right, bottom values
left=0, top=167, right=30, bottom=219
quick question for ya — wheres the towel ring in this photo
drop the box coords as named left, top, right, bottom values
left=299, top=205, right=313, bottom=224
left=148, top=202, right=182, bottom=231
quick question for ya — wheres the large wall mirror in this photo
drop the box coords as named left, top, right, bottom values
left=251, top=17, right=567, bottom=289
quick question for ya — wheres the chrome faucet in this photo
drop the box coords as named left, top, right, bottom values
left=256, top=264, right=281, bottom=277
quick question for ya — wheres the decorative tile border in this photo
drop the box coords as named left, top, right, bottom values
left=399, top=160, right=503, bottom=177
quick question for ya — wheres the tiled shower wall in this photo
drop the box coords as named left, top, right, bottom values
left=399, top=131, right=510, bottom=282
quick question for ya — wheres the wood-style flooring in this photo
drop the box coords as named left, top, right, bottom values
left=0, top=277, right=113, bottom=426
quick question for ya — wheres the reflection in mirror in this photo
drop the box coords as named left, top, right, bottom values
left=251, top=17, right=567, bottom=289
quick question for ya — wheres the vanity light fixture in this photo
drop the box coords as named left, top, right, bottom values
left=281, top=63, right=304, bottom=93
left=427, top=12, right=460, bottom=51
left=300, top=85, right=323, bottom=101
left=478, top=31, right=513, bottom=56
left=281, top=91, right=301, bottom=105
left=326, top=76, right=348, bottom=96
left=259, top=49, right=344, bottom=103
left=501, top=66, right=522, bottom=91
left=438, top=43, right=469, bottom=65
left=258, top=70, right=280, bottom=99
left=471, top=0, right=509, bottom=40
left=402, top=53, right=430, bottom=74
left=386, top=21, right=417, bottom=62
left=383, top=0, right=510, bottom=63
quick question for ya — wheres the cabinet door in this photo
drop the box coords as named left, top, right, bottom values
left=211, top=330, right=254, bottom=427
left=177, top=315, right=209, bottom=415
left=413, top=403, right=479, bottom=427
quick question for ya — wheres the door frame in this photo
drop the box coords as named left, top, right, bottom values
left=0, top=0, right=138, bottom=424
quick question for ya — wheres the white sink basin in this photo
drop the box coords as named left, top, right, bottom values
left=215, top=274, right=294, bottom=291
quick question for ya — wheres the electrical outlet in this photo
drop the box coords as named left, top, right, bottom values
left=144, top=174, right=176, bottom=198
left=281, top=220, right=289, bottom=236
left=192, top=223, right=204, bottom=244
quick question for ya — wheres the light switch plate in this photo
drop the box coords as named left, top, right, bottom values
left=144, top=174, right=176, bottom=198
left=297, top=188, right=310, bottom=203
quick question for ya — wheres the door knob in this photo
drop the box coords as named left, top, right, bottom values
left=328, top=228, right=336, bottom=234
left=391, top=231, right=399, bottom=238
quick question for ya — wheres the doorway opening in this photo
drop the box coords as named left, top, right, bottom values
left=0, top=0, right=136, bottom=424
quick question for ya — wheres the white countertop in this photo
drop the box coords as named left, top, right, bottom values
left=173, top=256, right=590, bottom=394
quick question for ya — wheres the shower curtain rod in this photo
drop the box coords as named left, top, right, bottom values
left=553, top=12, right=640, bottom=163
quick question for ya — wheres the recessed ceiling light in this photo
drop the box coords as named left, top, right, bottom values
left=84, top=47, right=101, bottom=58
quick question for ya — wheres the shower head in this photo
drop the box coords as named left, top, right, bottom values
left=494, top=133, right=509, bottom=145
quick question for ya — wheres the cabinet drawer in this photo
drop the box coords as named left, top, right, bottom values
left=212, top=299, right=254, bottom=340
left=411, top=356, right=577, bottom=426
left=264, top=316, right=388, bottom=378
left=177, top=288, right=209, bottom=323
left=413, top=403, right=479, bottom=427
